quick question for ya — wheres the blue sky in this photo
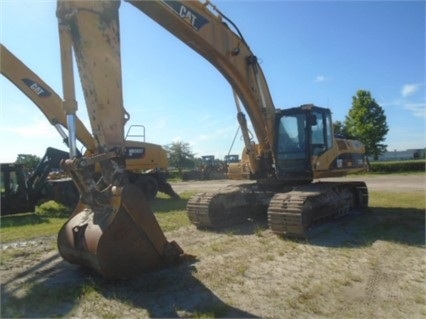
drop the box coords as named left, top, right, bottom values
left=1, top=0, right=425, bottom=163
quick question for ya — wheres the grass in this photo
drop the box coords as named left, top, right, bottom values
left=1, top=179, right=424, bottom=319
left=192, top=304, right=229, bottom=318
left=151, top=191, right=196, bottom=232
left=1, top=192, right=197, bottom=243
left=370, top=190, right=425, bottom=209
left=0, top=217, right=66, bottom=242
left=1, top=201, right=72, bottom=243
left=314, top=190, right=425, bottom=248
left=1, top=190, right=424, bottom=244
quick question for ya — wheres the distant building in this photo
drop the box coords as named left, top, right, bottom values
left=370, top=148, right=425, bottom=161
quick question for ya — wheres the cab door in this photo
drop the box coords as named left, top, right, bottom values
left=274, top=109, right=313, bottom=184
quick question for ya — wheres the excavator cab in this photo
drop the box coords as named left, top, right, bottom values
left=274, top=104, right=334, bottom=184
left=274, top=104, right=366, bottom=184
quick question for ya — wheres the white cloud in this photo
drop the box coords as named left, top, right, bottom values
left=315, top=75, right=327, bottom=83
left=401, top=83, right=423, bottom=97
left=382, top=97, right=426, bottom=120
left=404, top=102, right=426, bottom=118
left=1, top=119, right=57, bottom=138
left=199, top=113, right=212, bottom=122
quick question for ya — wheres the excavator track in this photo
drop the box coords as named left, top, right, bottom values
left=187, top=183, right=275, bottom=229
left=268, top=181, right=368, bottom=238
left=188, top=181, right=368, bottom=238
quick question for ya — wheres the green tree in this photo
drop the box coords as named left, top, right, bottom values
left=164, top=141, right=195, bottom=175
left=15, top=154, right=41, bottom=173
left=333, top=120, right=350, bottom=137
left=344, top=90, right=389, bottom=160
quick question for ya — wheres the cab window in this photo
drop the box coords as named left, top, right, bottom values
left=277, top=113, right=306, bottom=159
left=310, top=111, right=333, bottom=156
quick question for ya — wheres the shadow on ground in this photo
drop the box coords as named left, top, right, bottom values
left=205, top=206, right=425, bottom=249
left=1, top=254, right=258, bottom=318
left=307, top=207, right=425, bottom=248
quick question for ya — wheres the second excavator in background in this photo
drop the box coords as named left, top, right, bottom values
left=1, top=148, right=77, bottom=215
left=38, top=0, right=369, bottom=279
left=0, top=43, right=179, bottom=207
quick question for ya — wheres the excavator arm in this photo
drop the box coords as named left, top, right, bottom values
left=57, top=0, right=128, bottom=161
left=56, top=0, right=183, bottom=279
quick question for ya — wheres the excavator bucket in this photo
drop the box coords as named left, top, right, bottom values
left=57, top=184, right=183, bottom=279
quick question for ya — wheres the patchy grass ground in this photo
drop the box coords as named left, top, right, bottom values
left=1, top=177, right=425, bottom=318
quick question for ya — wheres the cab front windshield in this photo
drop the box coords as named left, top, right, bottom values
left=276, top=109, right=333, bottom=165
left=277, top=113, right=307, bottom=162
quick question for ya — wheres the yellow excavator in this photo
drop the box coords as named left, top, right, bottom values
left=0, top=43, right=179, bottom=202
left=49, top=0, right=368, bottom=279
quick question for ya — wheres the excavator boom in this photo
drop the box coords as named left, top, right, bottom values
left=1, top=43, right=177, bottom=203
left=127, top=0, right=276, bottom=175
left=0, top=43, right=95, bottom=151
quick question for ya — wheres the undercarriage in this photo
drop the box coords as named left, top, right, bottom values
left=187, top=181, right=368, bottom=238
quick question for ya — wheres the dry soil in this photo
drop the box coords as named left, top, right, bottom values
left=1, top=175, right=425, bottom=318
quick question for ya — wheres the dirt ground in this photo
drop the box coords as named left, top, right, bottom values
left=171, top=173, right=426, bottom=194
left=1, top=175, right=425, bottom=318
